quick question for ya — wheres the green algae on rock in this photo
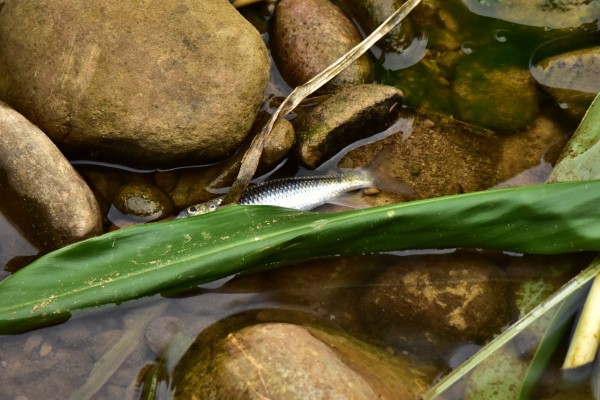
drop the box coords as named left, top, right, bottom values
left=295, top=84, right=404, bottom=169
left=0, top=0, right=270, bottom=167
left=451, top=47, right=539, bottom=133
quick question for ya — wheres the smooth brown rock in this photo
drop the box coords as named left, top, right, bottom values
left=0, top=0, right=270, bottom=167
left=170, top=117, right=295, bottom=209
left=341, top=0, right=416, bottom=52
left=272, top=0, right=373, bottom=90
left=0, top=101, right=102, bottom=250
left=341, top=110, right=498, bottom=201
left=173, top=323, right=432, bottom=399
left=295, top=84, right=403, bottom=168
left=462, top=0, right=600, bottom=29
left=532, top=46, right=600, bottom=122
left=358, top=253, right=515, bottom=357
left=113, top=182, right=174, bottom=220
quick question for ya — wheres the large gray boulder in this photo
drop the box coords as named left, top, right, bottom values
left=0, top=0, right=270, bottom=167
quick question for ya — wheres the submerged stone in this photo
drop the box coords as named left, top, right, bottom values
left=0, top=0, right=270, bottom=167
left=172, top=323, right=433, bottom=399
left=340, top=0, right=416, bottom=52
left=272, top=0, right=373, bottom=90
left=0, top=102, right=102, bottom=251
left=461, top=0, right=600, bottom=29
left=532, top=46, right=600, bottom=122
left=113, top=182, right=174, bottom=220
left=358, top=253, right=516, bottom=358
left=452, top=48, right=539, bottom=133
left=341, top=110, right=498, bottom=200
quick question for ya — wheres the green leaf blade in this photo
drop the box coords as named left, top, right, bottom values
left=3, top=180, right=600, bottom=333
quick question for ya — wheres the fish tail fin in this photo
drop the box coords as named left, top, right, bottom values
left=362, top=146, right=416, bottom=196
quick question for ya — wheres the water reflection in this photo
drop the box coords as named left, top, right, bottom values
left=0, top=251, right=590, bottom=399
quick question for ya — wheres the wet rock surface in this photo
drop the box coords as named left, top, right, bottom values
left=532, top=46, right=600, bottom=122
left=462, top=0, right=600, bottom=29
left=0, top=102, right=102, bottom=251
left=0, top=0, right=270, bottom=167
left=342, top=111, right=499, bottom=199
left=169, top=117, right=295, bottom=209
left=173, top=322, right=433, bottom=399
left=341, top=0, right=417, bottom=52
left=0, top=0, right=595, bottom=398
left=494, top=113, right=569, bottom=186
left=358, top=253, right=515, bottom=357
left=452, top=47, right=539, bottom=133
left=295, top=84, right=404, bottom=168
left=113, top=182, right=174, bottom=221
left=272, top=0, right=373, bottom=90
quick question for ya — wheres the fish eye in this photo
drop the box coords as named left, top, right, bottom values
left=188, top=206, right=198, bottom=213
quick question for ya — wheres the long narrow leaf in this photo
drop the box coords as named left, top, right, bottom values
left=2, top=180, right=600, bottom=333
left=427, top=91, right=600, bottom=400
left=549, top=92, right=600, bottom=182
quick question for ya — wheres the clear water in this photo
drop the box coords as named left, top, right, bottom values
left=1, top=0, right=599, bottom=398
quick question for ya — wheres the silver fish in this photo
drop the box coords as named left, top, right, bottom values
left=176, top=169, right=376, bottom=218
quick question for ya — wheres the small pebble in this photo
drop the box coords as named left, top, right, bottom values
left=363, top=187, right=380, bottom=196
left=423, top=119, right=435, bottom=128
left=23, top=335, right=43, bottom=353
left=39, top=343, right=53, bottom=358
left=145, top=317, right=184, bottom=354
left=337, top=158, right=355, bottom=169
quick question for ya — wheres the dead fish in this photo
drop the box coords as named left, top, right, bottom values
left=176, top=168, right=412, bottom=218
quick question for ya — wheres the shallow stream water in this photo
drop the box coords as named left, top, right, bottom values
left=1, top=1, right=599, bottom=398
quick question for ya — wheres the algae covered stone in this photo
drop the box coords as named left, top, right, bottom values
left=295, top=84, right=403, bottom=168
left=452, top=47, right=539, bottom=133
left=0, top=0, right=270, bottom=167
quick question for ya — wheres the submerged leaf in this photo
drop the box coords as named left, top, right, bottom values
left=3, top=180, right=600, bottom=333
left=549, top=92, right=600, bottom=182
